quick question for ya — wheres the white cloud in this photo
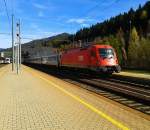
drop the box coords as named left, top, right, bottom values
left=67, top=18, right=86, bottom=24
left=66, top=18, right=95, bottom=24
left=33, top=3, right=48, bottom=10
left=81, top=23, right=90, bottom=27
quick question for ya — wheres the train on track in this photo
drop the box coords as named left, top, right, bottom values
left=24, top=44, right=121, bottom=74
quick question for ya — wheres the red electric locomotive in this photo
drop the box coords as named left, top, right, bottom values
left=60, top=44, right=121, bottom=73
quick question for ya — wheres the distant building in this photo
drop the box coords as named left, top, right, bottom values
left=0, top=52, right=5, bottom=63
left=0, top=57, right=5, bottom=63
left=0, top=52, right=4, bottom=58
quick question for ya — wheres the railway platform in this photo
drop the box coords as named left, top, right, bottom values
left=0, top=65, right=149, bottom=130
left=115, top=70, right=150, bottom=80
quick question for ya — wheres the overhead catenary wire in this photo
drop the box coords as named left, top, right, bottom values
left=81, top=0, right=119, bottom=19
left=82, top=0, right=107, bottom=15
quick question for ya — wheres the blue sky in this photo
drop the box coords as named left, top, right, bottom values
left=0, top=0, right=148, bottom=48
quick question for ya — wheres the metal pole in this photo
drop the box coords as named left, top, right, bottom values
left=14, top=42, right=17, bottom=69
left=16, top=22, right=20, bottom=74
left=19, top=19, right=21, bottom=68
left=12, top=14, right=14, bottom=71
left=17, top=41, right=19, bottom=74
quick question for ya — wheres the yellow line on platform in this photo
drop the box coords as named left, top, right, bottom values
left=25, top=66, right=130, bottom=130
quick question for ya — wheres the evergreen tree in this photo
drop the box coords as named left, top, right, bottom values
left=116, top=28, right=127, bottom=66
left=137, top=38, right=150, bottom=69
left=147, top=20, right=150, bottom=38
left=130, top=27, right=139, bottom=44
left=128, top=27, right=139, bottom=67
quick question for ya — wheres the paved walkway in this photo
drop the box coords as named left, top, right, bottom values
left=115, top=71, right=150, bottom=79
left=0, top=65, right=149, bottom=130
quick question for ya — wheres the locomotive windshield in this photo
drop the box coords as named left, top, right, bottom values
left=99, top=48, right=114, bottom=58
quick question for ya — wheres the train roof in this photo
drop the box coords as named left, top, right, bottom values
left=92, top=44, right=113, bottom=48
left=62, top=44, right=113, bottom=54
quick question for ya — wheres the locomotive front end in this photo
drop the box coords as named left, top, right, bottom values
left=96, top=45, right=121, bottom=73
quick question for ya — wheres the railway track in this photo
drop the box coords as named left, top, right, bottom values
left=109, top=74, right=150, bottom=89
left=25, top=64, right=150, bottom=115
left=78, top=78, right=150, bottom=102
left=67, top=70, right=150, bottom=89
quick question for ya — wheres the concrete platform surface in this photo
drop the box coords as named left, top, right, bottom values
left=0, top=65, right=149, bottom=130
left=115, top=71, right=150, bottom=79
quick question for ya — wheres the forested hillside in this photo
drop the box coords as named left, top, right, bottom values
left=3, top=33, right=70, bottom=58
left=73, top=2, right=150, bottom=41
left=68, top=1, right=150, bottom=70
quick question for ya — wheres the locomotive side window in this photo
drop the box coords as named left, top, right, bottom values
left=99, top=48, right=114, bottom=58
